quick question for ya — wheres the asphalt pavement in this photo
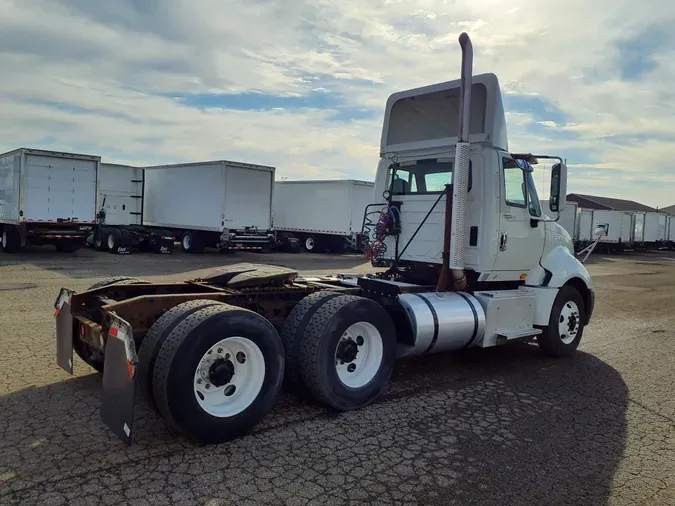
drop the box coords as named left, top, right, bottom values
left=1, top=247, right=674, bottom=505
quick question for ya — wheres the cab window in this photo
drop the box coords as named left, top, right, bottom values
left=388, top=159, right=471, bottom=195
left=503, top=158, right=527, bottom=208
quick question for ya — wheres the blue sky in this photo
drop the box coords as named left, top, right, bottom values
left=0, top=0, right=674, bottom=207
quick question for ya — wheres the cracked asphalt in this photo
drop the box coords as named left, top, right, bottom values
left=1, top=248, right=674, bottom=505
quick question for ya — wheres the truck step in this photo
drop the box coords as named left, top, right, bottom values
left=497, top=328, right=542, bottom=340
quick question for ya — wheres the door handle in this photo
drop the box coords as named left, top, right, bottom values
left=499, top=232, right=508, bottom=251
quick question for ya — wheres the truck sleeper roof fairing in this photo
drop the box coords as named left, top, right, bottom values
left=380, top=73, right=508, bottom=155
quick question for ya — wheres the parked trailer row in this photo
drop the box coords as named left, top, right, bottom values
left=93, top=160, right=276, bottom=255
left=542, top=199, right=674, bottom=253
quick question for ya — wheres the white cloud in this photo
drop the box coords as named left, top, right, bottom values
left=0, top=0, right=674, bottom=205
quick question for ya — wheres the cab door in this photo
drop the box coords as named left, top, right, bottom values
left=492, top=156, right=546, bottom=277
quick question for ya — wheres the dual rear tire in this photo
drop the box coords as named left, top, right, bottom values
left=135, top=292, right=396, bottom=443
left=281, top=293, right=397, bottom=411
left=137, top=300, right=285, bottom=444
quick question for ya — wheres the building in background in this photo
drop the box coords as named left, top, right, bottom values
left=567, top=194, right=656, bottom=213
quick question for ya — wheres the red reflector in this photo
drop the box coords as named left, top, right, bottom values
left=109, top=327, right=119, bottom=337
left=81, top=325, right=85, bottom=335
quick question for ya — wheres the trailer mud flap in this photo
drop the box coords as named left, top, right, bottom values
left=54, top=288, right=76, bottom=374
left=101, top=315, right=137, bottom=446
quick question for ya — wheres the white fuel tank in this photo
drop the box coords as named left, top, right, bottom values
left=396, top=291, right=486, bottom=357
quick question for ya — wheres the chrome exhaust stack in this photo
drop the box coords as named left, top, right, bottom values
left=449, top=32, right=473, bottom=290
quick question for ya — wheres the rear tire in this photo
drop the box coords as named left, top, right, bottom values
left=152, top=304, right=285, bottom=444
left=303, top=236, right=318, bottom=252
left=296, top=295, right=396, bottom=411
left=95, top=227, right=109, bottom=251
left=1, top=227, right=21, bottom=253
left=107, top=228, right=123, bottom=253
left=182, top=231, right=205, bottom=254
left=537, top=286, right=586, bottom=357
left=280, top=291, right=343, bottom=392
left=137, top=300, right=225, bottom=412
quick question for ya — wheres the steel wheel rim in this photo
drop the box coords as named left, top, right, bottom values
left=305, top=237, right=314, bottom=250
left=183, top=235, right=191, bottom=250
left=559, top=301, right=580, bottom=345
left=107, top=234, right=115, bottom=250
left=335, top=321, right=383, bottom=388
left=193, top=336, right=265, bottom=417
left=2, top=231, right=6, bottom=248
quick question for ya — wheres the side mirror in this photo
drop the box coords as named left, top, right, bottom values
left=549, top=163, right=568, bottom=213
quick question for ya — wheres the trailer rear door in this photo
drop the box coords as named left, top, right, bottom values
left=22, top=153, right=97, bottom=222
left=223, top=165, right=273, bottom=230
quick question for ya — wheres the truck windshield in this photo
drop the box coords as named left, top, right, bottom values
left=388, top=159, right=471, bottom=195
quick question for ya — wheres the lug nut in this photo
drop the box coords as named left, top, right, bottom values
left=205, top=384, right=211, bottom=389
left=197, top=379, right=202, bottom=384
left=225, top=353, right=230, bottom=360
left=217, top=348, right=223, bottom=353
left=348, top=363, right=356, bottom=373
left=356, top=336, right=364, bottom=346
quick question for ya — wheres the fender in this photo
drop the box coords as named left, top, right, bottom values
left=526, top=246, right=594, bottom=326
left=527, top=245, right=592, bottom=290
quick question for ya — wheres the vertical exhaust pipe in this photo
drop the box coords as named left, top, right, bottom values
left=450, top=32, right=473, bottom=290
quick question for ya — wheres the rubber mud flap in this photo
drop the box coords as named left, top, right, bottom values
left=101, top=316, right=137, bottom=446
left=55, top=288, right=75, bottom=374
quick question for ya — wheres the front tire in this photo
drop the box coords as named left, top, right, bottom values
left=296, top=295, right=396, bottom=411
left=2, top=227, right=21, bottom=253
left=537, top=286, right=585, bottom=357
left=151, top=304, right=284, bottom=444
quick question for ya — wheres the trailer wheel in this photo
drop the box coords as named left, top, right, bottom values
left=152, top=304, right=284, bottom=443
left=95, top=227, right=109, bottom=251
left=1, top=227, right=21, bottom=253
left=182, top=231, right=205, bottom=254
left=280, top=291, right=343, bottom=391
left=107, top=229, right=123, bottom=253
left=303, top=236, right=318, bottom=252
left=537, top=286, right=586, bottom=357
left=137, top=300, right=225, bottom=411
left=297, top=295, right=396, bottom=411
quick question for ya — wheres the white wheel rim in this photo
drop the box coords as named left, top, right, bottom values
left=2, top=231, right=6, bottom=248
left=559, top=301, right=581, bottom=345
left=193, top=336, right=265, bottom=417
left=305, top=237, right=314, bottom=250
left=107, top=234, right=114, bottom=249
left=183, top=235, right=191, bottom=250
left=335, top=322, right=383, bottom=388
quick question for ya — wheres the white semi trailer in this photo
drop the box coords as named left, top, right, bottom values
left=93, top=163, right=175, bottom=254
left=54, top=33, right=594, bottom=446
left=0, top=148, right=98, bottom=253
left=273, top=179, right=374, bottom=252
left=143, top=160, right=276, bottom=253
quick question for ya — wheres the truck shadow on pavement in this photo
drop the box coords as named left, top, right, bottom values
left=0, top=343, right=627, bottom=505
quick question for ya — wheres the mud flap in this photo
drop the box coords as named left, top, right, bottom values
left=54, top=288, right=76, bottom=374
left=101, top=315, right=137, bottom=445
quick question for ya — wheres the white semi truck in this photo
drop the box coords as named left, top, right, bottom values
left=92, top=160, right=276, bottom=254
left=273, top=179, right=374, bottom=252
left=54, top=33, right=594, bottom=446
left=0, top=148, right=99, bottom=253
